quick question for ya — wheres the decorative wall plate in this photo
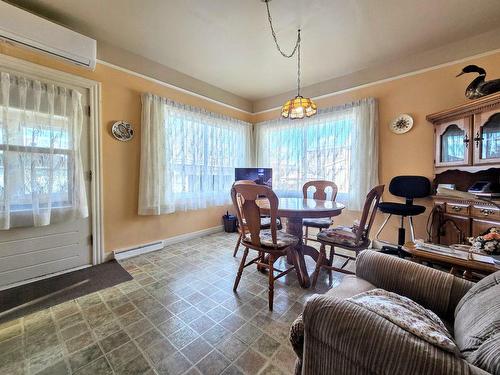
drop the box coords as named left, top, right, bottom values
left=390, top=114, right=413, bottom=134
left=112, top=121, right=134, bottom=141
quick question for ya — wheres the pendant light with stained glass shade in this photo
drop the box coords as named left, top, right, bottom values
left=263, top=0, right=317, bottom=119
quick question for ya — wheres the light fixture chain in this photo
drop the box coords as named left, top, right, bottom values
left=297, top=33, right=301, bottom=96
left=263, top=0, right=316, bottom=118
left=265, top=0, right=300, bottom=59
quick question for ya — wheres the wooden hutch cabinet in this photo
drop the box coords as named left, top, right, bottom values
left=427, top=93, right=500, bottom=246
left=431, top=196, right=499, bottom=245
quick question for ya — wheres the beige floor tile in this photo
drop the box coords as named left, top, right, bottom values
left=195, top=349, right=231, bottom=375
left=252, top=333, right=281, bottom=358
left=180, top=337, right=213, bottom=364
left=99, top=330, right=129, bottom=353
left=61, top=322, right=89, bottom=341
left=216, top=336, right=248, bottom=362
left=134, top=328, right=165, bottom=351
left=143, top=339, right=174, bottom=365
left=69, top=343, right=103, bottom=372
left=154, top=351, right=191, bottom=375
left=2, top=233, right=321, bottom=375
left=234, top=348, right=267, bottom=374
left=73, top=356, right=113, bottom=375
left=106, top=341, right=141, bottom=370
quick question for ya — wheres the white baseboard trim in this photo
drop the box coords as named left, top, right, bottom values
left=113, top=241, right=164, bottom=261
left=162, top=225, right=224, bottom=247
left=113, top=225, right=224, bottom=261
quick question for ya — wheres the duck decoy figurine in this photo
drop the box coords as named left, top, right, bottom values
left=457, top=65, right=500, bottom=99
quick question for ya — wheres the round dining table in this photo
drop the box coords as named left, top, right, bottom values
left=257, top=197, right=345, bottom=288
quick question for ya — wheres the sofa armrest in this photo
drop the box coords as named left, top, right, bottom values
left=355, top=250, right=474, bottom=320
left=289, top=314, right=304, bottom=375
left=301, top=294, right=489, bottom=375
left=290, top=314, right=304, bottom=357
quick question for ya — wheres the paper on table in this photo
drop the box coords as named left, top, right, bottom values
left=415, top=240, right=456, bottom=254
left=471, top=253, right=495, bottom=264
left=414, top=240, right=495, bottom=264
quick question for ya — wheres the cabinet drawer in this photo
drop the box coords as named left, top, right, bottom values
left=472, top=206, right=500, bottom=221
left=445, top=203, right=469, bottom=216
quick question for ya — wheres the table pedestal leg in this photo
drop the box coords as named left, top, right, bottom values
left=285, top=217, right=328, bottom=288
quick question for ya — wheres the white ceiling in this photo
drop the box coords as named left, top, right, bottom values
left=8, top=0, right=500, bottom=101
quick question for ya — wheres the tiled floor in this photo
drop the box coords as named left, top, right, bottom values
left=0, top=232, right=349, bottom=375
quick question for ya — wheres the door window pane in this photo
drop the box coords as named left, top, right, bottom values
left=0, top=109, right=72, bottom=210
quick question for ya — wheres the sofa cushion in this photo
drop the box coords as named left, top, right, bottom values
left=454, top=271, right=500, bottom=374
left=325, top=275, right=376, bottom=299
left=348, top=289, right=460, bottom=355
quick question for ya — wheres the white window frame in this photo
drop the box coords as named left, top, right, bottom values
left=0, top=54, right=104, bottom=264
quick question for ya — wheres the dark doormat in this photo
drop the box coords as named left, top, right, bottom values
left=0, top=260, right=132, bottom=324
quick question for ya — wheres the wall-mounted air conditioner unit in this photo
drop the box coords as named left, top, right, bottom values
left=0, top=2, right=96, bottom=70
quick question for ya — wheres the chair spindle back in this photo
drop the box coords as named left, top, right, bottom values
left=355, top=185, right=385, bottom=243
left=231, top=183, right=279, bottom=248
left=302, top=180, right=338, bottom=201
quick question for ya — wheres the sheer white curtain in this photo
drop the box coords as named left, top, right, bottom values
left=0, top=71, right=88, bottom=229
left=255, top=98, right=378, bottom=211
left=139, top=93, right=252, bottom=215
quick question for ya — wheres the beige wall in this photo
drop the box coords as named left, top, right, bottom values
left=254, top=51, right=500, bottom=243
left=2, top=40, right=500, bottom=252
left=0, top=42, right=251, bottom=253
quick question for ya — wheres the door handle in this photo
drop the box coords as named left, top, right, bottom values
left=480, top=208, right=494, bottom=216
left=463, top=135, right=469, bottom=148
left=473, top=131, right=483, bottom=147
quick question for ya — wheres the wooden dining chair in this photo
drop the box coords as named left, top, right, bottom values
left=312, top=185, right=384, bottom=287
left=231, top=183, right=297, bottom=310
left=302, top=180, right=338, bottom=244
left=233, top=180, right=282, bottom=257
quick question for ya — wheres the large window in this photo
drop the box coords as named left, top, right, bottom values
left=256, top=98, right=378, bottom=210
left=139, top=94, right=252, bottom=214
left=257, top=112, right=353, bottom=197
left=0, top=71, right=88, bottom=229
left=139, top=95, right=377, bottom=214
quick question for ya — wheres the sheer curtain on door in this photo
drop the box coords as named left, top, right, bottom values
left=255, top=98, right=378, bottom=211
left=0, top=71, right=88, bottom=229
left=139, top=93, right=252, bottom=215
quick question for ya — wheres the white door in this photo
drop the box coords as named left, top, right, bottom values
left=0, top=85, right=92, bottom=289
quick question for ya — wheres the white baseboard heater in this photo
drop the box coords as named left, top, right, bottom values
left=113, top=225, right=224, bottom=261
left=113, top=241, right=164, bottom=261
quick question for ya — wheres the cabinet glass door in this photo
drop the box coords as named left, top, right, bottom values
left=441, top=125, right=465, bottom=162
left=474, top=111, right=500, bottom=164
left=435, top=118, right=471, bottom=167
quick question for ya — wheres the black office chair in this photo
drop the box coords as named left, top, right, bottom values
left=376, top=176, right=431, bottom=255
